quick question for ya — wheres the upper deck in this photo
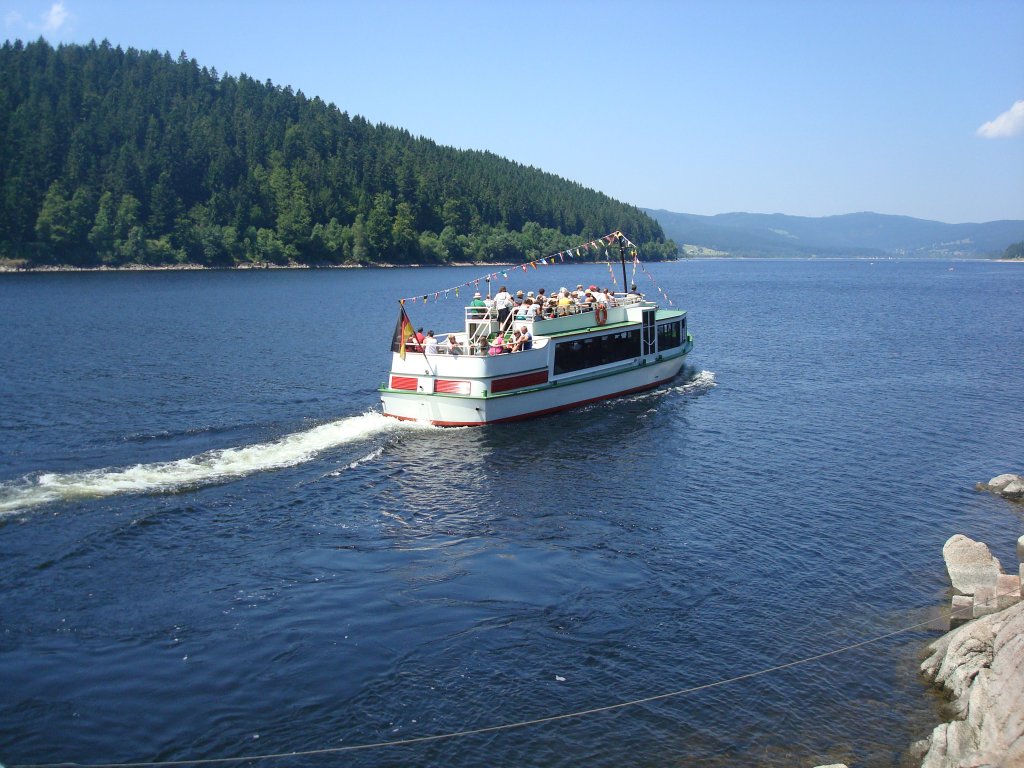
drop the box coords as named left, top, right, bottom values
left=388, top=294, right=686, bottom=379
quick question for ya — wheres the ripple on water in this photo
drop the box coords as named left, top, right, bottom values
left=1, top=263, right=1022, bottom=767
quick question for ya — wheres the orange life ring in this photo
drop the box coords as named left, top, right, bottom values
left=595, top=304, right=608, bottom=325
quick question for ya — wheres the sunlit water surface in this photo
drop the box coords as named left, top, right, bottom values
left=1, top=260, right=1022, bottom=767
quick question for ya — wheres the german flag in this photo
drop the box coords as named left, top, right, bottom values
left=391, top=303, right=415, bottom=359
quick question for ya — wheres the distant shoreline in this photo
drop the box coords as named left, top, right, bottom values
left=0, top=261, right=514, bottom=273
left=1, top=257, right=1021, bottom=274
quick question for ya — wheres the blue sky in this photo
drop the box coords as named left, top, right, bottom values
left=4, top=0, right=1023, bottom=224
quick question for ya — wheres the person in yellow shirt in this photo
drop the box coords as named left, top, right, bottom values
left=556, top=288, right=573, bottom=315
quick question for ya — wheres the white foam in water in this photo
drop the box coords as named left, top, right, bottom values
left=343, top=445, right=387, bottom=471
left=676, top=369, right=717, bottom=392
left=622, top=369, right=717, bottom=404
left=0, top=376, right=714, bottom=515
left=0, top=411, right=424, bottom=515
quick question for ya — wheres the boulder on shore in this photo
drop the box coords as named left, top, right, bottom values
left=977, top=473, right=1024, bottom=500
left=942, top=534, right=1003, bottom=595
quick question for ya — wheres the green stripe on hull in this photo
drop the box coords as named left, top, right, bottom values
left=379, top=340, right=692, bottom=401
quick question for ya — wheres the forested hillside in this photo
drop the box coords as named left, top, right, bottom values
left=0, top=39, right=671, bottom=268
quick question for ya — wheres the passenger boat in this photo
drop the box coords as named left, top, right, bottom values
left=379, top=232, right=693, bottom=426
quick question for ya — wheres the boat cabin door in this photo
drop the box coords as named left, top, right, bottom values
left=641, top=307, right=656, bottom=356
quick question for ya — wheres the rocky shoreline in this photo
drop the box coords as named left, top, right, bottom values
left=817, top=474, right=1023, bottom=768
left=909, top=473, right=1024, bottom=768
left=912, top=528, right=1023, bottom=768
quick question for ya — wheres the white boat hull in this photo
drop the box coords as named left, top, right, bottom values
left=382, top=288, right=692, bottom=426
left=380, top=351, right=688, bottom=426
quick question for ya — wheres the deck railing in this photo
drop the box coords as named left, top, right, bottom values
left=398, top=293, right=648, bottom=358
left=466, top=293, right=646, bottom=325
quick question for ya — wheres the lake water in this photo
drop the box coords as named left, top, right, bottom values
left=1, top=259, right=1022, bottom=768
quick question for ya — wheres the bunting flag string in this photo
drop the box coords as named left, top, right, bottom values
left=396, top=231, right=639, bottom=304
left=635, top=260, right=675, bottom=307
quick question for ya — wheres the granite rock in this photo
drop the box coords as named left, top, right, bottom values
left=980, top=473, right=1024, bottom=500
left=985, top=474, right=1019, bottom=492
left=942, top=534, right=1003, bottom=595
left=919, top=600, right=1024, bottom=768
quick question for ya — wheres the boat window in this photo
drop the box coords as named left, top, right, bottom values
left=554, top=330, right=641, bottom=374
left=657, top=320, right=683, bottom=351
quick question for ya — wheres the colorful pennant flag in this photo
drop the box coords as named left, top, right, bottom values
left=394, top=230, right=646, bottom=304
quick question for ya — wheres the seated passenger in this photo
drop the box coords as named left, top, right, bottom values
left=446, top=334, right=461, bottom=355
left=513, top=325, right=532, bottom=352
left=423, top=330, right=438, bottom=354
left=488, top=334, right=505, bottom=356
left=515, top=298, right=537, bottom=320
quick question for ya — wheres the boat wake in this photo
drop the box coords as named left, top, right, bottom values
left=620, top=369, right=717, bottom=404
left=0, top=411, right=428, bottom=515
left=671, top=369, right=717, bottom=394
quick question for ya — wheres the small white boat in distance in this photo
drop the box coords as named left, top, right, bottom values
left=379, top=234, right=693, bottom=426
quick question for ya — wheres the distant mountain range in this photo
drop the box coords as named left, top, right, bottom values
left=646, top=209, right=1024, bottom=258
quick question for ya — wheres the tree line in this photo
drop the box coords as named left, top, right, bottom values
left=0, top=39, right=676, bottom=268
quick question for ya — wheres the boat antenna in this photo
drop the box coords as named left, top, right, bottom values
left=618, top=235, right=628, bottom=291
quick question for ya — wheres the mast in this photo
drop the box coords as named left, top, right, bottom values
left=618, top=235, right=628, bottom=291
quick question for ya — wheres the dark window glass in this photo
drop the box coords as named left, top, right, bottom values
left=554, top=330, right=641, bottom=374
left=658, top=321, right=683, bottom=351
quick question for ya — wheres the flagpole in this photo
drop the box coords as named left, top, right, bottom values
left=618, top=236, right=628, bottom=292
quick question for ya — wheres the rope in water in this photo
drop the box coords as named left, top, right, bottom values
left=7, top=594, right=1007, bottom=768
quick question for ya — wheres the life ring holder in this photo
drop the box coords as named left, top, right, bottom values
left=595, top=304, right=608, bottom=325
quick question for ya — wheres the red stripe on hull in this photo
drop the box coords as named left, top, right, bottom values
left=389, top=375, right=417, bottom=391
left=491, top=369, right=549, bottom=393
left=382, top=374, right=677, bottom=427
left=435, top=379, right=471, bottom=394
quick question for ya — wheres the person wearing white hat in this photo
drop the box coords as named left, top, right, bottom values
left=469, top=291, right=486, bottom=319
